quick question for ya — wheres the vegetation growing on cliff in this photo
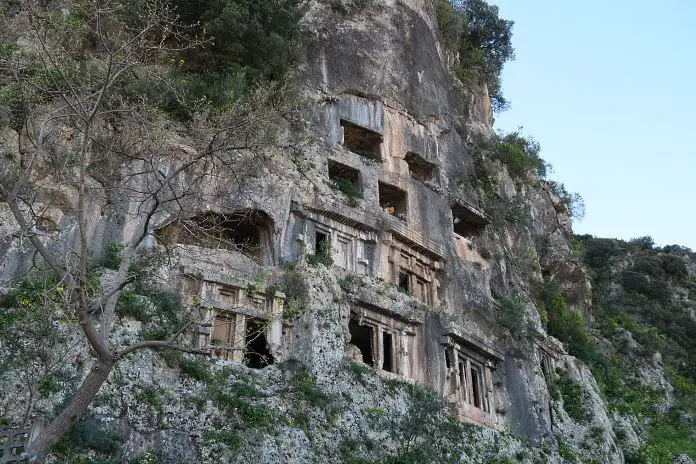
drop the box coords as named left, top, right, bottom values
left=0, top=0, right=306, bottom=459
left=570, top=236, right=696, bottom=461
left=466, top=130, right=585, bottom=229
left=435, top=0, right=514, bottom=111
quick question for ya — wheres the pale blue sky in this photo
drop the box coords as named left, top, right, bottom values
left=491, top=1, right=696, bottom=250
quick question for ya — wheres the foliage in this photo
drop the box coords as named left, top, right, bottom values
left=435, top=0, right=514, bottom=111
left=53, top=416, right=127, bottom=459
left=307, top=236, right=334, bottom=267
left=494, top=131, right=546, bottom=178
left=292, top=371, right=331, bottom=407
left=496, top=295, right=532, bottom=341
left=577, top=234, right=696, bottom=383
left=203, top=429, right=244, bottom=451
left=553, top=368, right=591, bottom=423
left=536, top=280, right=589, bottom=358
left=331, top=177, right=363, bottom=207
left=168, top=0, right=307, bottom=111
left=485, top=193, right=531, bottom=229
left=117, top=277, right=184, bottom=340
left=372, top=382, right=471, bottom=463
left=617, top=373, right=696, bottom=463
left=435, top=0, right=461, bottom=50
left=547, top=181, right=585, bottom=220
left=558, top=442, right=576, bottom=462
left=574, top=234, right=696, bottom=461
left=0, top=0, right=303, bottom=456
left=160, top=350, right=211, bottom=381
left=0, top=273, right=76, bottom=413
left=205, top=368, right=276, bottom=430
left=280, top=262, right=310, bottom=319
left=103, top=243, right=124, bottom=270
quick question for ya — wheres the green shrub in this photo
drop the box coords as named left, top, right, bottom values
left=660, top=254, right=688, bottom=278
left=438, top=0, right=514, bottom=112
left=292, top=371, right=330, bottom=406
left=496, top=295, right=529, bottom=340
left=494, top=131, right=546, bottom=179
left=558, top=442, right=576, bottom=461
left=537, top=281, right=589, bottom=357
left=281, top=262, right=310, bottom=319
left=547, top=181, right=585, bottom=220
left=171, top=0, right=307, bottom=107
left=435, top=0, right=462, bottom=50
left=103, top=242, right=124, bottom=270
left=555, top=369, right=591, bottom=423
left=237, top=400, right=275, bottom=427
left=331, top=177, right=362, bottom=207
left=307, top=238, right=334, bottom=267
left=203, top=430, right=244, bottom=450
left=38, top=376, right=61, bottom=397
left=54, top=416, right=126, bottom=457
left=179, top=357, right=210, bottom=381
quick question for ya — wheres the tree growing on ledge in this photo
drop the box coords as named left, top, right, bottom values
left=0, top=0, right=300, bottom=460
left=435, top=0, right=515, bottom=112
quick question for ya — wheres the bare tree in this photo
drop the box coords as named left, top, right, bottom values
left=0, top=0, right=290, bottom=460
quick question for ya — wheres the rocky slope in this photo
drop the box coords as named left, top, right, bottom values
left=0, top=0, right=694, bottom=463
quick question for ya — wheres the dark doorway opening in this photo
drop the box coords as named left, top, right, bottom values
left=315, top=230, right=329, bottom=252
left=328, top=159, right=360, bottom=189
left=245, top=318, right=273, bottom=369
left=349, top=319, right=374, bottom=366
left=382, top=331, right=394, bottom=373
left=470, top=366, right=481, bottom=408
left=398, top=271, right=410, bottom=293
left=158, top=210, right=274, bottom=264
left=451, top=203, right=489, bottom=238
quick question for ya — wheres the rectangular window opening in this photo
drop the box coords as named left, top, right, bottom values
left=470, top=366, right=482, bottom=409
left=244, top=318, right=273, bottom=369
left=382, top=331, right=394, bottom=373
left=349, top=319, right=375, bottom=366
left=315, top=230, right=329, bottom=252
left=452, top=204, right=488, bottom=238
left=379, top=182, right=408, bottom=220
left=341, top=120, right=382, bottom=161
left=218, top=286, right=238, bottom=306
left=328, top=160, right=363, bottom=206
left=405, top=152, right=436, bottom=182
left=398, top=271, right=410, bottom=293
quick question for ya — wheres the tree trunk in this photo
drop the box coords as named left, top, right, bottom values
left=27, top=359, right=114, bottom=463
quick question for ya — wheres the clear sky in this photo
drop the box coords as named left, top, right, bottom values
left=490, top=1, right=696, bottom=250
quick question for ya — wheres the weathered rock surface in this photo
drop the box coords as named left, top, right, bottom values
left=0, top=1, right=691, bottom=463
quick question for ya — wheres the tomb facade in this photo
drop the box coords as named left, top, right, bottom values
left=182, top=277, right=284, bottom=368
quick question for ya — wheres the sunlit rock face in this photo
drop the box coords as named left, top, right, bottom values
left=7, top=1, right=684, bottom=463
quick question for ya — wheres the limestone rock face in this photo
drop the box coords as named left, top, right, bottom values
left=0, top=1, right=685, bottom=463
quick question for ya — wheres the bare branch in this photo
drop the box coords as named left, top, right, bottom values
left=118, top=341, right=208, bottom=358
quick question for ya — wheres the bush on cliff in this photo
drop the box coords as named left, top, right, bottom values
left=435, top=0, right=514, bottom=112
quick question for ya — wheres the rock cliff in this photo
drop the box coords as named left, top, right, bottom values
left=0, top=1, right=694, bottom=463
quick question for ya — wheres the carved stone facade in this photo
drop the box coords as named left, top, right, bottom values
left=441, top=325, right=503, bottom=428
left=163, top=93, right=505, bottom=428
left=348, top=304, right=418, bottom=379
